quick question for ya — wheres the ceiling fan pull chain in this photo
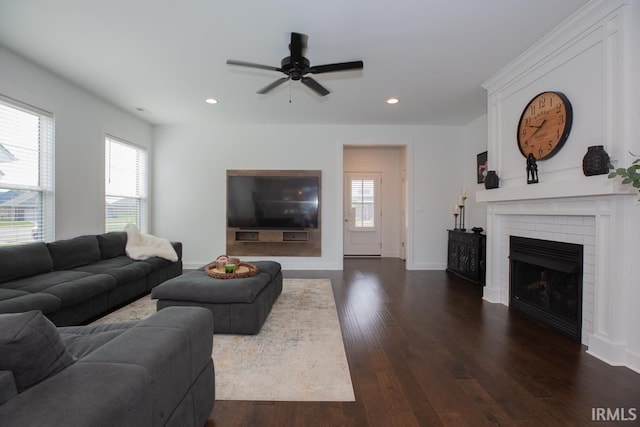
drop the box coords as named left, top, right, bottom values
left=289, top=80, right=292, bottom=104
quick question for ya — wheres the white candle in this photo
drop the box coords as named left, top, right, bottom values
left=458, top=196, right=464, bottom=206
left=461, top=187, right=469, bottom=198
left=454, top=205, right=460, bottom=215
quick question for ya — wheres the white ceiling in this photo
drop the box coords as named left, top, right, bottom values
left=0, top=0, right=589, bottom=126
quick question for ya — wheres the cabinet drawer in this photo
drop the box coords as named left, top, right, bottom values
left=448, top=231, right=481, bottom=245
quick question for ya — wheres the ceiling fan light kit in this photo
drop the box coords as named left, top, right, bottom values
left=227, top=32, right=364, bottom=97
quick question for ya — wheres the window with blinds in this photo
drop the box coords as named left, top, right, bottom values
left=105, top=136, right=147, bottom=232
left=0, top=96, right=54, bottom=245
left=350, top=179, right=375, bottom=228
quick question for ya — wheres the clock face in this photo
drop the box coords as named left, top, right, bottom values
left=517, top=91, right=573, bottom=160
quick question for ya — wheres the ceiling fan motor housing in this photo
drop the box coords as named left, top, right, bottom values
left=226, top=32, right=363, bottom=96
left=280, top=56, right=310, bottom=80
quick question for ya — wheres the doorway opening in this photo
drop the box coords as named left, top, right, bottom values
left=343, top=145, right=407, bottom=260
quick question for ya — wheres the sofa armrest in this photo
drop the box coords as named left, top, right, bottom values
left=0, top=307, right=212, bottom=427
left=0, top=370, right=17, bottom=406
left=81, top=306, right=213, bottom=426
left=171, top=241, right=182, bottom=260
left=0, top=363, right=151, bottom=426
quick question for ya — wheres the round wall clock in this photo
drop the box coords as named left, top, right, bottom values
left=517, top=91, right=573, bottom=160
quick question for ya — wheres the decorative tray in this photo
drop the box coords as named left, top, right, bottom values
left=204, top=262, right=259, bottom=279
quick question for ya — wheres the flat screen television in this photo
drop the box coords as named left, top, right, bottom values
left=227, top=171, right=320, bottom=229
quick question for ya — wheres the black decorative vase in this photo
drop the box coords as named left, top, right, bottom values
left=583, top=145, right=610, bottom=176
left=484, top=170, right=499, bottom=189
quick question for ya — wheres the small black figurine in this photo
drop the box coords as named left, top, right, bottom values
left=527, top=153, right=539, bottom=184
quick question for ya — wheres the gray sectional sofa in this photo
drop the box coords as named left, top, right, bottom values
left=0, top=306, right=215, bottom=426
left=0, top=232, right=182, bottom=326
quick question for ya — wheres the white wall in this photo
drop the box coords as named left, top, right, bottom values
left=152, top=124, right=465, bottom=270
left=463, top=114, right=488, bottom=229
left=0, top=47, right=153, bottom=239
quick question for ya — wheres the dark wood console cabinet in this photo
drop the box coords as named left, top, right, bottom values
left=227, top=228, right=321, bottom=257
left=446, top=230, right=486, bottom=285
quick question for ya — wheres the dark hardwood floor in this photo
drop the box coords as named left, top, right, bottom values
left=208, top=258, right=640, bottom=426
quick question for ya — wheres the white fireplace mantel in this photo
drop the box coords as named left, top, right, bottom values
left=481, top=192, right=639, bottom=373
left=476, top=177, right=636, bottom=204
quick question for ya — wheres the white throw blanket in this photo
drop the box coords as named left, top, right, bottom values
left=124, top=223, right=178, bottom=262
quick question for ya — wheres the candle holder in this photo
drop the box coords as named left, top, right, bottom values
left=453, top=213, right=459, bottom=230
left=458, top=204, right=466, bottom=232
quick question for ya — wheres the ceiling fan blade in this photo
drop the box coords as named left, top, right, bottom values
left=226, top=59, right=281, bottom=72
left=289, top=32, right=308, bottom=59
left=301, top=76, right=330, bottom=96
left=257, top=76, right=290, bottom=94
left=309, top=61, right=364, bottom=74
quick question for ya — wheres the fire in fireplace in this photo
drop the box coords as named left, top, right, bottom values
left=509, top=236, right=583, bottom=341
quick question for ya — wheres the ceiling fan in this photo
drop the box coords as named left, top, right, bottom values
left=226, top=32, right=364, bottom=97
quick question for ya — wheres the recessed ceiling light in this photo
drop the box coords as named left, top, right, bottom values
left=386, top=98, right=399, bottom=105
left=205, top=98, right=218, bottom=104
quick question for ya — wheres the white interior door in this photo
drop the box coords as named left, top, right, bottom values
left=343, top=172, right=382, bottom=256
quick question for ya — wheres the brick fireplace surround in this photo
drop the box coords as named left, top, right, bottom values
left=478, top=186, right=639, bottom=373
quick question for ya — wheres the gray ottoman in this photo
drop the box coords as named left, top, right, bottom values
left=151, top=261, right=282, bottom=334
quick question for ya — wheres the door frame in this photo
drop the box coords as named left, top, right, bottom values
left=339, top=142, right=412, bottom=269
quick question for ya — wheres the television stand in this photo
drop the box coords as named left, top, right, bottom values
left=227, top=228, right=320, bottom=256
left=239, top=227, right=306, bottom=231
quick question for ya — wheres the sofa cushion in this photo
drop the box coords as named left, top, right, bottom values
left=40, top=274, right=117, bottom=308
left=0, top=311, right=76, bottom=392
left=0, top=289, right=61, bottom=314
left=59, top=321, right=138, bottom=359
left=2, top=270, right=96, bottom=293
left=97, top=232, right=127, bottom=259
left=73, top=256, right=152, bottom=286
left=0, top=370, right=18, bottom=405
left=46, top=235, right=101, bottom=270
left=0, top=243, right=53, bottom=284
left=0, top=362, right=151, bottom=426
left=1, top=271, right=116, bottom=314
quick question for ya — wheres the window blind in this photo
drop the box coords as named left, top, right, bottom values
left=351, top=179, right=375, bottom=228
left=105, top=135, right=147, bottom=232
left=0, top=96, right=54, bottom=244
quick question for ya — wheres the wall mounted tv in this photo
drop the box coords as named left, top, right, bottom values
left=227, top=170, right=321, bottom=230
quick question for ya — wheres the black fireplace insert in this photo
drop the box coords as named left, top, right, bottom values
left=509, top=236, right=583, bottom=341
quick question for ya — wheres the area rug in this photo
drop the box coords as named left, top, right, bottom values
left=92, top=278, right=355, bottom=402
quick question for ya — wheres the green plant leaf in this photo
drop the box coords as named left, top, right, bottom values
left=622, top=177, right=633, bottom=184
left=634, top=181, right=640, bottom=188
left=616, top=168, right=627, bottom=175
left=608, top=172, right=618, bottom=178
